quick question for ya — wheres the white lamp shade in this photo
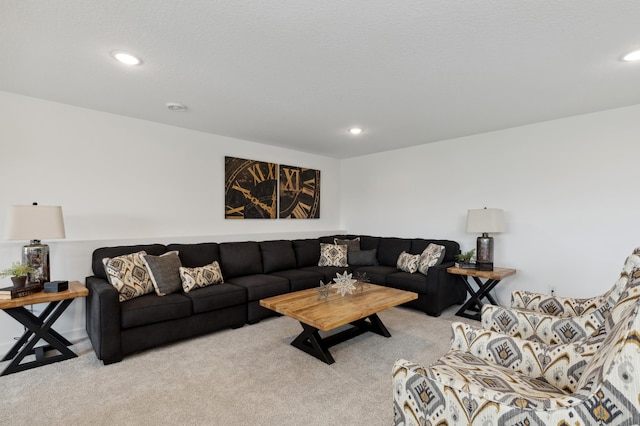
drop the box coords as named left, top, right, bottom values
left=5, top=205, right=66, bottom=241
left=466, top=208, right=506, bottom=233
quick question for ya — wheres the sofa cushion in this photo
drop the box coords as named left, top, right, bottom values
left=358, top=235, right=380, bottom=251
left=397, top=251, right=419, bottom=273
left=417, top=243, right=446, bottom=275
left=184, top=283, right=247, bottom=314
left=226, top=274, right=289, bottom=302
left=179, top=261, right=224, bottom=293
left=293, top=239, right=321, bottom=267
left=318, top=243, right=348, bottom=267
left=385, top=271, right=429, bottom=293
left=167, top=243, right=220, bottom=267
left=92, top=244, right=167, bottom=280
left=219, top=242, right=262, bottom=278
left=348, top=249, right=379, bottom=266
left=141, top=251, right=183, bottom=296
left=120, top=293, right=192, bottom=329
left=350, top=265, right=396, bottom=284
left=260, top=240, right=297, bottom=273
left=377, top=238, right=412, bottom=267
left=102, top=251, right=155, bottom=302
left=270, top=269, right=324, bottom=292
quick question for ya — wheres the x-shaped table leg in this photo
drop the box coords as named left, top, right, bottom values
left=1, top=299, right=76, bottom=376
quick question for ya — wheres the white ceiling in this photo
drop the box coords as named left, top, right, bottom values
left=2, top=1, right=640, bottom=159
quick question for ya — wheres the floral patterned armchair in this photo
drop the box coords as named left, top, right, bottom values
left=393, top=297, right=640, bottom=425
left=481, top=249, right=640, bottom=344
left=510, top=248, right=640, bottom=316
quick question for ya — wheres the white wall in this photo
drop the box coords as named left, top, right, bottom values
left=341, top=104, right=640, bottom=305
left=0, top=91, right=343, bottom=352
left=2, top=89, right=639, bottom=355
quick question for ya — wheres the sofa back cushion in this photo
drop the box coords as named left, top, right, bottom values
left=292, top=239, right=320, bottom=268
left=219, top=241, right=262, bottom=278
left=92, top=244, right=167, bottom=280
left=167, top=243, right=220, bottom=267
left=358, top=236, right=380, bottom=251
left=377, top=238, right=412, bottom=267
left=410, top=239, right=460, bottom=262
left=260, top=240, right=297, bottom=273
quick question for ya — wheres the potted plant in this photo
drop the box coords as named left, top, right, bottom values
left=0, top=262, right=36, bottom=288
left=455, top=249, right=476, bottom=269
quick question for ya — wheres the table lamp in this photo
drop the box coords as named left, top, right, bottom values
left=466, top=207, right=505, bottom=271
left=4, top=203, right=66, bottom=284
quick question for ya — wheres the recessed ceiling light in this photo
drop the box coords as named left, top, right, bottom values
left=622, top=49, right=640, bottom=62
left=166, top=102, right=187, bottom=112
left=349, top=127, right=363, bottom=135
left=110, top=50, right=142, bottom=65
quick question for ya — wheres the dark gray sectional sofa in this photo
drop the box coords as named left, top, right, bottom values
left=85, top=235, right=465, bottom=364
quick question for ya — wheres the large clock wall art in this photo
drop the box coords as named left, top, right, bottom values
left=224, top=156, right=320, bottom=219
left=279, top=164, right=321, bottom=219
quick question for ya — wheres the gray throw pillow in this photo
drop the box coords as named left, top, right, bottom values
left=348, top=249, right=379, bottom=266
left=334, top=237, right=361, bottom=252
left=141, top=251, right=183, bottom=296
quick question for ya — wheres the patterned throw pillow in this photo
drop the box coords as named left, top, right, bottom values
left=102, top=251, right=154, bottom=302
left=141, top=251, right=183, bottom=296
left=318, top=243, right=349, bottom=267
left=179, top=261, right=224, bottom=293
left=418, top=243, right=446, bottom=275
left=397, top=251, right=419, bottom=273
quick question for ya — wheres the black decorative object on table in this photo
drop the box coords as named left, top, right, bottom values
left=44, top=280, right=69, bottom=293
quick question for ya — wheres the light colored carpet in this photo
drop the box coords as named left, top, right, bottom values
left=0, top=305, right=474, bottom=426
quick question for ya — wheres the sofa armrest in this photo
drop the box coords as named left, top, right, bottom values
left=424, top=261, right=466, bottom=313
left=511, top=289, right=605, bottom=317
left=481, top=304, right=605, bottom=345
left=85, top=276, right=123, bottom=364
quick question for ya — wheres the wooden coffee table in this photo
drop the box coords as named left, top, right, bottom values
left=260, top=283, right=417, bottom=364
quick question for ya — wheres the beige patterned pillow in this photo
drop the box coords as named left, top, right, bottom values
left=179, top=261, right=224, bottom=293
left=418, top=243, right=446, bottom=275
left=318, top=243, right=348, bottom=267
left=102, top=251, right=154, bottom=302
left=396, top=251, right=419, bottom=273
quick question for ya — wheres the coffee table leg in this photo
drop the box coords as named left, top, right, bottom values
left=290, top=314, right=393, bottom=364
left=291, top=323, right=335, bottom=365
left=366, top=313, right=390, bottom=337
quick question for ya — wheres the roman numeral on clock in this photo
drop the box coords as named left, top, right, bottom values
left=282, top=168, right=300, bottom=192
left=291, top=202, right=311, bottom=218
left=248, top=163, right=276, bottom=184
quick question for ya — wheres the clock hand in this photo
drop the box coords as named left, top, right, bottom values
left=232, top=182, right=276, bottom=216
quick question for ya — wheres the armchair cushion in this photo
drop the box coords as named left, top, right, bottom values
left=393, top=298, right=640, bottom=426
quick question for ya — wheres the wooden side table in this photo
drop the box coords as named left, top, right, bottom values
left=447, top=267, right=516, bottom=320
left=0, top=281, right=88, bottom=376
